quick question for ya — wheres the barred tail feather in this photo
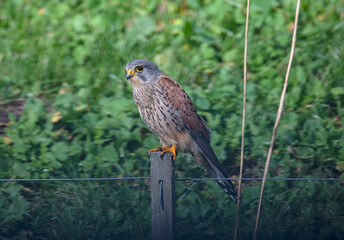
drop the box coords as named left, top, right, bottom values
left=192, top=136, right=240, bottom=203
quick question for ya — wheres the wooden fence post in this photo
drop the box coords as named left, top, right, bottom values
left=150, top=152, right=176, bottom=240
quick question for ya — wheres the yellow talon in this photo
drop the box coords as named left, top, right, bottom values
left=149, top=145, right=178, bottom=160
left=149, top=147, right=163, bottom=153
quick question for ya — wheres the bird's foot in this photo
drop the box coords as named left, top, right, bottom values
left=149, top=145, right=177, bottom=160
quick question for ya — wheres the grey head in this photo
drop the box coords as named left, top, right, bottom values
left=125, top=59, right=162, bottom=83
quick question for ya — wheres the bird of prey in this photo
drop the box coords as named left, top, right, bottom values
left=126, top=59, right=239, bottom=203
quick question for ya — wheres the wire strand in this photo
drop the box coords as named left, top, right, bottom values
left=176, top=177, right=344, bottom=181
left=0, top=177, right=150, bottom=182
left=1, top=177, right=342, bottom=182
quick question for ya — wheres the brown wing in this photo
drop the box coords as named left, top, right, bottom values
left=157, top=75, right=239, bottom=202
left=158, top=74, right=211, bottom=143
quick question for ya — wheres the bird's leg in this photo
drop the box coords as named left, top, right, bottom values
left=160, top=145, right=178, bottom=160
left=149, top=145, right=178, bottom=160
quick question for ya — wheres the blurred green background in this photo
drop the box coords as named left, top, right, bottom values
left=0, top=0, right=343, bottom=239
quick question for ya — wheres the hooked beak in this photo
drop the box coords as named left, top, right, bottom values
left=126, top=69, right=135, bottom=80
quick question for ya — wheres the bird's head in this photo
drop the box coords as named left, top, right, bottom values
left=125, top=59, right=161, bottom=84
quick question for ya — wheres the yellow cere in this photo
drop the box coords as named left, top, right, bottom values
left=126, top=69, right=135, bottom=76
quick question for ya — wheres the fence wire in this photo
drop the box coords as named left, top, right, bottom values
left=0, top=177, right=343, bottom=182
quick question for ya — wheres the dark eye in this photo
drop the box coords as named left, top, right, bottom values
left=135, top=66, right=144, bottom=72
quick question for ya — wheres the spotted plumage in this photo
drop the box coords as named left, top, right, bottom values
left=125, top=59, right=239, bottom=203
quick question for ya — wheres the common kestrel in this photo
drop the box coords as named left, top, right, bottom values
left=126, top=59, right=238, bottom=203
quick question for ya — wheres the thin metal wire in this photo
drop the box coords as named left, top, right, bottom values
left=159, top=180, right=164, bottom=209
left=0, top=177, right=149, bottom=182
left=1, top=177, right=342, bottom=182
left=176, top=177, right=344, bottom=181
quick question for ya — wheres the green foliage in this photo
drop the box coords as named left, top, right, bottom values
left=0, top=181, right=150, bottom=240
left=0, top=0, right=343, bottom=239
left=176, top=179, right=344, bottom=240
left=0, top=184, right=29, bottom=228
